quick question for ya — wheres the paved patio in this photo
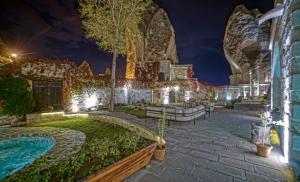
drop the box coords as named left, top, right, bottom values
left=108, top=108, right=288, bottom=182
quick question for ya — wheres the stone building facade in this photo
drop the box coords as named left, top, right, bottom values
left=125, top=1, right=193, bottom=83
left=259, top=0, right=300, bottom=175
left=224, top=5, right=271, bottom=99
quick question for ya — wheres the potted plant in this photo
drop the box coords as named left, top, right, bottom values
left=154, top=107, right=166, bottom=160
left=256, top=113, right=273, bottom=157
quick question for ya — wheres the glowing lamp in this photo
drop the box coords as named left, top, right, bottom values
left=85, top=93, right=97, bottom=109
left=71, top=98, right=79, bottom=113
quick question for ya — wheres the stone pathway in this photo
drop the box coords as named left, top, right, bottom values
left=0, top=127, right=86, bottom=164
left=99, top=109, right=288, bottom=182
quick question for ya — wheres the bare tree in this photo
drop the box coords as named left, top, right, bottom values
left=79, top=0, right=148, bottom=111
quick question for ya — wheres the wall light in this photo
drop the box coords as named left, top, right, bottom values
left=71, top=98, right=79, bottom=113
left=174, top=85, right=180, bottom=92
left=163, top=87, right=170, bottom=104
left=85, top=93, right=98, bottom=109
left=11, top=53, right=17, bottom=58
left=184, top=91, right=191, bottom=101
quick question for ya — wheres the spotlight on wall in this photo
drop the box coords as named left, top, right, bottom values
left=163, top=87, right=170, bottom=105
left=85, top=93, right=98, bottom=109
left=11, top=53, right=17, bottom=58
left=174, top=85, right=180, bottom=92
left=71, top=98, right=79, bottom=113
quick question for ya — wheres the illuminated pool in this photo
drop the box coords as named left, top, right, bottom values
left=0, top=136, right=54, bottom=180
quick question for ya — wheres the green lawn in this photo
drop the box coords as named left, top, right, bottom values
left=115, top=106, right=145, bottom=118
left=6, top=117, right=151, bottom=182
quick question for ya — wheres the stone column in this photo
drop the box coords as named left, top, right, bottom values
left=249, top=69, right=253, bottom=97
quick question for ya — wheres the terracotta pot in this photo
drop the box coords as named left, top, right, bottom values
left=154, top=147, right=166, bottom=161
left=256, top=142, right=273, bottom=157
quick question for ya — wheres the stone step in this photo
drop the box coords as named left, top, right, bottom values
left=11, top=121, right=26, bottom=127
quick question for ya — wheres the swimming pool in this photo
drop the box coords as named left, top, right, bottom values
left=0, top=136, right=55, bottom=180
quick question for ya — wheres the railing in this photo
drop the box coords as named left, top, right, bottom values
left=145, top=105, right=206, bottom=125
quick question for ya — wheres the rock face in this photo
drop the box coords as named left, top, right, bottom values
left=126, top=1, right=179, bottom=80
left=224, top=5, right=270, bottom=85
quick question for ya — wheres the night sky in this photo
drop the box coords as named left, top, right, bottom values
left=0, top=0, right=273, bottom=85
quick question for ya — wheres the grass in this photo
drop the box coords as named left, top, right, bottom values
left=6, top=117, right=151, bottom=182
left=115, top=106, right=145, bottom=118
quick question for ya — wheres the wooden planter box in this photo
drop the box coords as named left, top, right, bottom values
left=85, top=143, right=157, bottom=182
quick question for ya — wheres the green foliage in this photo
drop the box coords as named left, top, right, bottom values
left=115, top=106, right=145, bottom=118
left=78, top=0, right=149, bottom=55
left=0, top=76, right=35, bottom=116
left=259, top=114, right=269, bottom=127
left=224, top=103, right=234, bottom=109
left=157, top=107, right=166, bottom=149
left=5, top=118, right=150, bottom=181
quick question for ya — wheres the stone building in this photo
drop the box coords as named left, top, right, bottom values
left=125, top=1, right=192, bottom=82
left=0, top=57, right=112, bottom=111
left=258, top=0, right=300, bottom=175
left=224, top=5, right=271, bottom=99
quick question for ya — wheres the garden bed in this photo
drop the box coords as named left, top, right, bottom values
left=86, top=143, right=156, bottom=182
left=4, top=117, right=153, bottom=181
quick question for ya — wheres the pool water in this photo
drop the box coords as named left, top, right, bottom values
left=0, top=136, right=55, bottom=180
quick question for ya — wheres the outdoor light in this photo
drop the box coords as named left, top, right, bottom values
left=123, top=85, right=129, bottom=104
left=11, top=53, right=17, bottom=58
left=184, top=91, right=191, bottom=101
left=163, top=87, right=170, bottom=104
left=85, top=93, right=98, bottom=109
left=174, top=85, right=180, bottom=91
left=71, top=98, right=79, bottom=113
left=226, top=93, right=232, bottom=101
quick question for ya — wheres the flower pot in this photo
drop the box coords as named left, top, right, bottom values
left=256, top=142, right=273, bottom=157
left=154, top=147, right=166, bottom=161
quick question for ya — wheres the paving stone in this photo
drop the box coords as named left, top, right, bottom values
left=208, top=161, right=246, bottom=180
left=149, top=160, right=166, bottom=175
left=234, top=178, right=247, bottom=182
left=245, top=171, right=282, bottom=182
left=94, top=109, right=288, bottom=182
left=177, top=153, right=208, bottom=168
left=200, top=143, right=226, bottom=151
left=190, top=150, right=219, bottom=161
left=219, top=156, right=254, bottom=171
left=244, top=153, right=284, bottom=170
left=193, top=167, right=233, bottom=182
left=173, top=146, right=191, bottom=154
left=184, top=143, right=213, bottom=153
left=215, top=149, right=245, bottom=160
left=254, top=165, right=286, bottom=180
left=136, top=173, right=166, bottom=182
left=159, top=167, right=198, bottom=182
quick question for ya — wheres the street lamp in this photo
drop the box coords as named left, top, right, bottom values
left=11, top=53, right=17, bottom=58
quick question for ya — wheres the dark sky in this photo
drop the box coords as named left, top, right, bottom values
left=0, top=0, right=273, bottom=85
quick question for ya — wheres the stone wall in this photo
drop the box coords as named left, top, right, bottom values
left=71, top=87, right=153, bottom=111
left=224, top=5, right=271, bottom=86
left=0, top=116, right=19, bottom=126
left=126, top=1, right=179, bottom=80
left=270, top=0, right=300, bottom=174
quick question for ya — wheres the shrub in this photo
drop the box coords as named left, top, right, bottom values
left=0, top=76, right=35, bottom=116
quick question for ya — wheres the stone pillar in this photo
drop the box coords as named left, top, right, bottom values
left=249, top=69, right=253, bottom=97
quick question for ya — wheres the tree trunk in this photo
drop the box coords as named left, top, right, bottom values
left=109, top=48, right=118, bottom=112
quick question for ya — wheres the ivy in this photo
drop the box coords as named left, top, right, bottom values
left=0, top=76, right=35, bottom=116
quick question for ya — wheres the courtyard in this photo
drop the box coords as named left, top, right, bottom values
left=0, top=0, right=300, bottom=181
left=108, top=109, right=289, bottom=182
